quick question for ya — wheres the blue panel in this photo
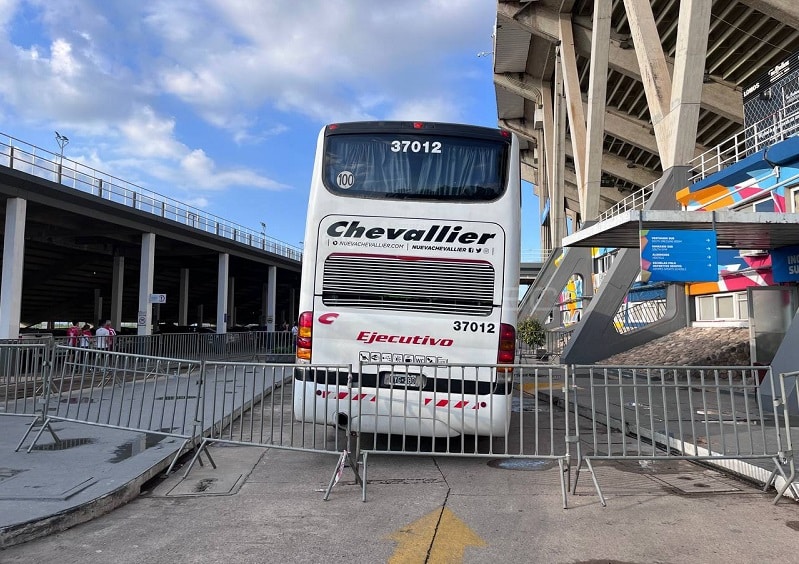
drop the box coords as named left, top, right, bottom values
left=772, top=245, right=799, bottom=282
left=641, top=230, right=718, bottom=282
left=764, top=136, right=799, bottom=166
left=688, top=150, right=766, bottom=193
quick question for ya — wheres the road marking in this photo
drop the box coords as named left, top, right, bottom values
left=519, top=382, right=562, bottom=393
left=388, top=507, right=486, bottom=563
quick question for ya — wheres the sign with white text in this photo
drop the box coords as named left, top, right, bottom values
left=640, top=230, right=718, bottom=282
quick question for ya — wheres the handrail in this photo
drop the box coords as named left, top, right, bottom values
left=0, top=132, right=303, bottom=262
left=596, top=180, right=656, bottom=222
left=689, top=95, right=799, bottom=184
left=595, top=96, right=799, bottom=223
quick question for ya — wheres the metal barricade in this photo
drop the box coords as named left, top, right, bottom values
left=16, top=347, right=204, bottom=473
left=353, top=362, right=573, bottom=507
left=186, top=362, right=362, bottom=499
left=572, top=365, right=797, bottom=506
left=775, top=370, right=799, bottom=503
left=0, top=343, right=52, bottom=417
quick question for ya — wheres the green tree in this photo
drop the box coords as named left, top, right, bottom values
left=517, top=317, right=546, bottom=348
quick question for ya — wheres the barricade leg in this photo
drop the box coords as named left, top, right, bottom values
left=582, top=458, right=606, bottom=507
left=772, top=458, right=799, bottom=504
left=23, top=416, right=61, bottom=453
left=322, top=425, right=362, bottom=500
left=182, top=438, right=218, bottom=479
left=14, top=414, right=57, bottom=452
left=165, top=438, right=192, bottom=476
left=558, top=459, right=568, bottom=509
left=361, top=451, right=369, bottom=502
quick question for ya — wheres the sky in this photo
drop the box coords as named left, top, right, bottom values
left=0, top=0, right=541, bottom=258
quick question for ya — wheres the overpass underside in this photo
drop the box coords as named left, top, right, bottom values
left=495, top=0, right=799, bottom=364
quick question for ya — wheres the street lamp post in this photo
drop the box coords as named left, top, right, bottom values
left=54, top=131, right=69, bottom=183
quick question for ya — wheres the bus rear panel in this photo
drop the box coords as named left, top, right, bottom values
left=294, top=121, right=520, bottom=437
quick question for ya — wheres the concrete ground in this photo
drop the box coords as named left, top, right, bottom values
left=2, top=441, right=799, bottom=564
left=3, top=386, right=799, bottom=564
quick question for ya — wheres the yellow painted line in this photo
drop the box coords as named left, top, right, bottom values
left=519, top=382, right=561, bottom=393
left=388, top=507, right=486, bottom=563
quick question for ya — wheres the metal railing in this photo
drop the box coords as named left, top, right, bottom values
left=352, top=362, right=572, bottom=507
left=595, top=95, right=799, bottom=222
left=0, top=343, right=52, bottom=416
left=52, top=330, right=295, bottom=362
left=689, top=95, right=799, bottom=184
left=572, top=364, right=797, bottom=506
left=7, top=336, right=799, bottom=506
left=596, top=180, right=656, bottom=222
left=0, top=132, right=302, bottom=262
left=613, top=299, right=667, bottom=334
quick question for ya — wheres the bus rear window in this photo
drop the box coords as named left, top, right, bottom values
left=322, top=133, right=509, bottom=201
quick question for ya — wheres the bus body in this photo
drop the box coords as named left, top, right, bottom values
left=294, top=121, right=521, bottom=437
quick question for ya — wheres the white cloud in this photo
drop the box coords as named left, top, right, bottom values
left=145, top=0, right=494, bottom=125
left=179, top=149, right=287, bottom=191
left=119, top=106, right=185, bottom=159
left=0, top=0, right=495, bottom=213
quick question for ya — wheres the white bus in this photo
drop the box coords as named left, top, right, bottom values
left=294, top=121, right=521, bottom=437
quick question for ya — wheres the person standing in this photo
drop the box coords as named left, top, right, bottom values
left=107, top=320, right=117, bottom=351
left=66, top=320, right=81, bottom=348
left=80, top=324, right=93, bottom=350
left=95, top=320, right=112, bottom=351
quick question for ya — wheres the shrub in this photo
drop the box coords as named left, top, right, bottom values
left=517, top=317, right=546, bottom=348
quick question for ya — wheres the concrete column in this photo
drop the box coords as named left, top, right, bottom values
left=137, top=233, right=156, bottom=336
left=179, top=268, right=189, bottom=326
left=196, top=304, right=204, bottom=326
left=217, top=253, right=229, bottom=334
left=260, top=284, right=268, bottom=326
left=0, top=198, right=26, bottom=338
left=111, top=255, right=124, bottom=330
left=584, top=0, right=612, bottom=222
left=551, top=49, right=568, bottom=246
left=266, top=266, right=277, bottom=331
left=227, top=276, right=235, bottom=328
left=94, top=289, right=102, bottom=327
left=290, top=288, right=296, bottom=325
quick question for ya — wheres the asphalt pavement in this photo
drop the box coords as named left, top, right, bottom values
left=3, top=383, right=799, bottom=563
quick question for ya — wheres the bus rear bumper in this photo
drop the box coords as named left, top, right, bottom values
left=292, top=379, right=512, bottom=438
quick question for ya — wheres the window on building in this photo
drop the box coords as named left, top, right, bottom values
left=696, top=291, right=748, bottom=322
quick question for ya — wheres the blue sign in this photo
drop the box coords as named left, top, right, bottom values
left=640, top=229, right=718, bottom=282
left=771, top=245, right=799, bottom=282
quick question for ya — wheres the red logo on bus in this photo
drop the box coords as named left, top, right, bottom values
left=319, top=313, right=340, bottom=325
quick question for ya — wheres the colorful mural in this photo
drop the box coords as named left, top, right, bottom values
left=559, top=274, right=583, bottom=327
left=675, top=137, right=799, bottom=212
left=674, top=136, right=799, bottom=297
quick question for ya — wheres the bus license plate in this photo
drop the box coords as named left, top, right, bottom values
left=384, top=373, right=420, bottom=388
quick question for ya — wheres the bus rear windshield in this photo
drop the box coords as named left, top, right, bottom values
left=323, top=133, right=509, bottom=201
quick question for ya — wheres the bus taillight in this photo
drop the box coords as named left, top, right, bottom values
left=497, top=323, right=516, bottom=365
left=296, top=311, right=313, bottom=360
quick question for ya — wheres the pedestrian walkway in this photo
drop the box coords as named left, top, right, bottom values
left=0, top=414, right=184, bottom=548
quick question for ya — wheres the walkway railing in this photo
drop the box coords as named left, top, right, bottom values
left=596, top=180, right=656, bottom=222
left=594, top=94, right=799, bottom=223
left=689, top=95, right=799, bottom=184
left=0, top=133, right=302, bottom=262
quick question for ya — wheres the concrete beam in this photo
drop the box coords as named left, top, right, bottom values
left=623, top=0, right=672, bottom=124
left=498, top=3, right=743, bottom=123
left=663, top=0, right=712, bottom=167
left=501, top=117, right=660, bottom=187
left=496, top=74, right=709, bottom=158
left=741, top=0, right=799, bottom=30
left=584, top=0, right=612, bottom=221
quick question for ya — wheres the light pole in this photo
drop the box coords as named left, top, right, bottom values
left=54, top=131, right=69, bottom=183
left=260, top=222, right=267, bottom=250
